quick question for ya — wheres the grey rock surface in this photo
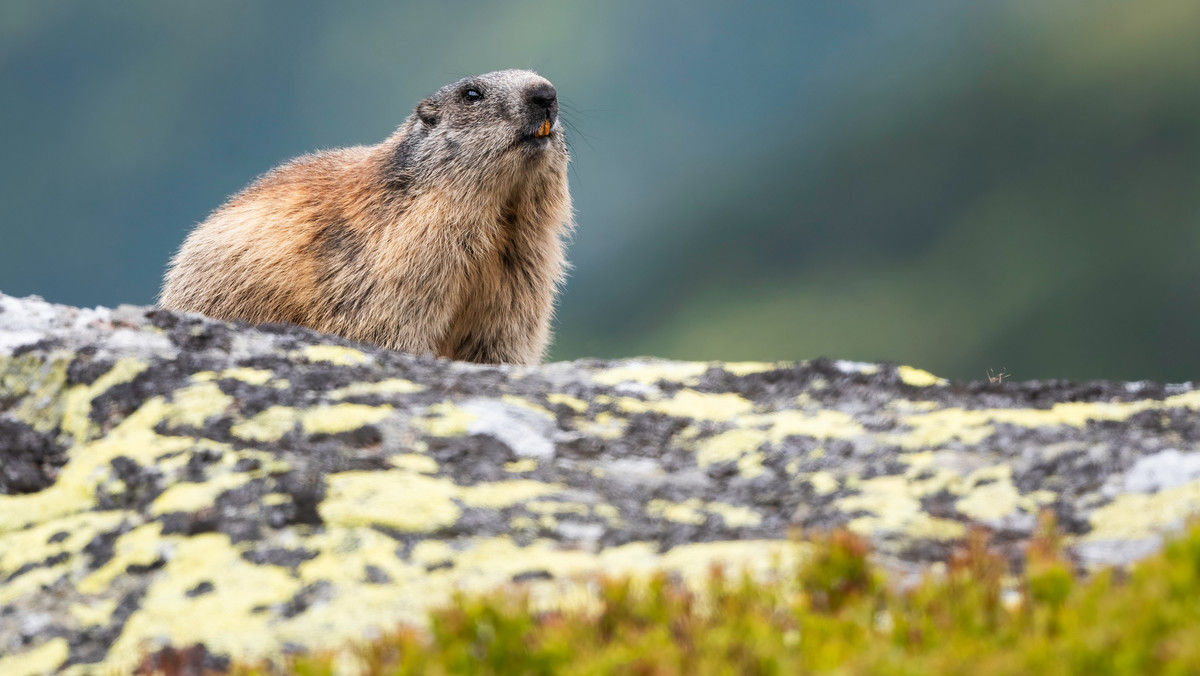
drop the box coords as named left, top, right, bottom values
left=1, top=292, right=1198, bottom=674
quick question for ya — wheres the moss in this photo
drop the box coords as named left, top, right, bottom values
left=133, top=516, right=1200, bottom=676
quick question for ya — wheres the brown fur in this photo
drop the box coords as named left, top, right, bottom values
left=160, top=70, right=572, bottom=365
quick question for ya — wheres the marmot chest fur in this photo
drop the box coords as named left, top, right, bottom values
left=160, top=69, right=572, bottom=365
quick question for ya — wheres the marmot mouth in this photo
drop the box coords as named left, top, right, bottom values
left=520, top=119, right=556, bottom=145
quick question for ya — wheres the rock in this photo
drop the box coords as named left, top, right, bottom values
left=0, top=291, right=1198, bottom=674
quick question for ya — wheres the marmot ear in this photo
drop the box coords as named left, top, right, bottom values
left=417, top=99, right=441, bottom=127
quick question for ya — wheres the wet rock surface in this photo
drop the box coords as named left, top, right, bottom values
left=1, top=292, right=1199, bottom=674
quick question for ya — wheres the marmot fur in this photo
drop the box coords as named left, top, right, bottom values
left=160, top=69, right=572, bottom=365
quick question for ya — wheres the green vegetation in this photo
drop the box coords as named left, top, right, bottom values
left=142, top=515, right=1200, bottom=675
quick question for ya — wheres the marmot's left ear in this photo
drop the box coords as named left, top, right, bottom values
left=417, top=99, right=441, bottom=127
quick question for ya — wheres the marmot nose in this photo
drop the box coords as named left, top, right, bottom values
left=525, top=83, right=558, bottom=115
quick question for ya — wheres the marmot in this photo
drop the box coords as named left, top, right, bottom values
left=160, top=70, right=572, bottom=365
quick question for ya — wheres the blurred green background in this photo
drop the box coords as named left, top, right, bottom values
left=2, top=1, right=1197, bottom=381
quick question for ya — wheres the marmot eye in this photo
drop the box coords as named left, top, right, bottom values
left=463, top=89, right=482, bottom=103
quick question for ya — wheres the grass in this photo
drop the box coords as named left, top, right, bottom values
left=138, top=514, right=1200, bottom=675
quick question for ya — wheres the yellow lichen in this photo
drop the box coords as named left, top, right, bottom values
left=301, top=345, right=370, bottom=366
left=616, top=389, right=756, bottom=421
left=577, top=411, right=628, bottom=439
left=898, top=391, right=1200, bottom=450
left=329, top=378, right=425, bottom=399
left=61, top=357, right=148, bottom=442
left=526, top=500, right=591, bottom=516
left=806, top=471, right=840, bottom=496
left=419, top=402, right=478, bottom=437
left=69, top=597, right=119, bottom=627
left=546, top=392, right=589, bottom=413
left=320, top=471, right=462, bottom=533
left=390, top=453, right=440, bottom=474
left=164, top=381, right=234, bottom=428
left=193, top=367, right=277, bottom=386
left=499, top=395, right=556, bottom=420
left=150, top=470, right=251, bottom=516
left=0, top=399, right=199, bottom=532
left=694, top=428, right=768, bottom=477
left=897, top=366, right=946, bottom=387
left=459, top=480, right=566, bottom=509
left=766, top=408, right=864, bottom=442
left=707, top=501, right=764, bottom=528
left=1085, top=478, right=1200, bottom=541
left=0, top=638, right=69, bottom=676
left=648, top=498, right=708, bottom=525
left=231, top=406, right=299, bottom=442
left=105, top=532, right=301, bottom=672
left=300, top=403, right=393, bottom=435
left=722, top=361, right=784, bottom=376
left=78, top=522, right=167, bottom=594
left=2, top=353, right=71, bottom=433
left=836, top=475, right=966, bottom=541
left=505, top=459, right=539, bottom=473
left=591, top=362, right=710, bottom=386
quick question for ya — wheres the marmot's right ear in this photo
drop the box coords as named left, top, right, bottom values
left=417, top=99, right=441, bottom=127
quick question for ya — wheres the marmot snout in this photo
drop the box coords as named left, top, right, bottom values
left=160, top=70, right=572, bottom=365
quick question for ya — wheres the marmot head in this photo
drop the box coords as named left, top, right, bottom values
left=389, top=70, right=567, bottom=191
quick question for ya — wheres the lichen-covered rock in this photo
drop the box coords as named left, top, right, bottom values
left=1, top=292, right=1198, bottom=674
